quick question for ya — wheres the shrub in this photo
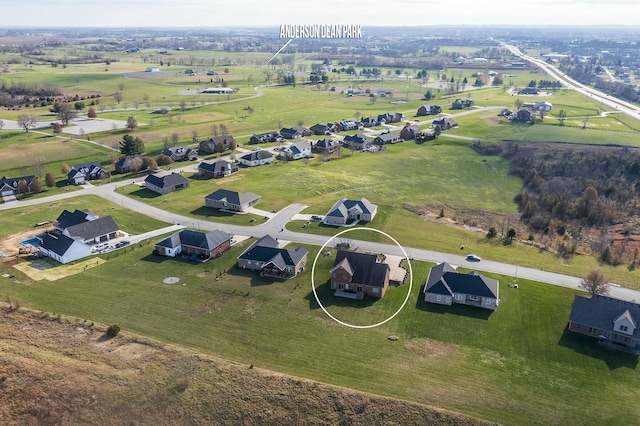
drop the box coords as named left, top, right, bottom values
left=106, top=324, right=121, bottom=337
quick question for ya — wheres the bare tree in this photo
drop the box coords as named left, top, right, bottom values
left=143, top=93, right=151, bottom=110
left=180, top=100, right=187, bottom=112
left=126, top=116, right=138, bottom=131
left=579, top=269, right=610, bottom=295
left=17, top=114, right=36, bottom=133
left=171, top=133, right=179, bottom=146
left=192, top=129, right=199, bottom=143
left=211, top=124, right=218, bottom=137
left=557, top=109, right=567, bottom=127
left=113, top=92, right=123, bottom=104
left=220, top=124, right=228, bottom=136
left=58, top=103, right=77, bottom=125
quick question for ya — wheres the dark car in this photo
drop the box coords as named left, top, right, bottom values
left=115, top=240, right=131, bottom=248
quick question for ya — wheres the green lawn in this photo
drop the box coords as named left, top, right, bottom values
left=1, top=242, right=639, bottom=425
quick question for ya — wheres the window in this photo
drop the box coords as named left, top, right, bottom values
left=445, top=297, right=451, bottom=303
left=576, top=324, right=581, bottom=330
left=455, top=294, right=463, bottom=300
left=372, top=288, right=379, bottom=294
left=620, top=325, right=629, bottom=332
left=436, top=295, right=442, bottom=302
left=343, top=273, right=347, bottom=280
left=332, top=272, right=336, bottom=278
left=588, top=327, right=596, bottom=334
left=486, top=299, right=492, bottom=306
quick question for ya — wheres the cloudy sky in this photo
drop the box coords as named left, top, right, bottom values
left=3, top=0, right=640, bottom=27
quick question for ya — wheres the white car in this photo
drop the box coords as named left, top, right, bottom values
left=466, top=254, right=481, bottom=262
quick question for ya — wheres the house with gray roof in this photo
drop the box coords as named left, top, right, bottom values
left=198, top=160, right=238, bottom=179
left=310, top=122, right=336, bottom=135
left=342, top=134, right=372, bottom=151
left=432, top=117, right=458, bottom=130
left=424, top=262, right=499, bottom=310
left=330, top=249, right=390, bottom=299
left=238, top=150, right=274, bottom=167
left=199, top=136, right=236, bottom=154
left=280, top=140, right=311, bottom=160
left=323, top=198, right=378, bottom=226
left=155, top=229, right=232, bottom=261
left=237, top=235, right=308, bottom=279
left=204, top=188, right=260, bottom=212
left=38, top=232, right=92, bottom=264
left=312, top=138, right=338, bottom=155
left=62, top=216, right=119, bottom=245
left=144, top=172, right=190, bottom=195
left=67, top=162, right=109, bottom=185
left=568, top=294, right=640, bottom=351
left=162, top=146, right=198, bottom=162
left=114, top=156, right=143, bottom=174
left=0, top=175, right=36, bottom=196
left=374, top=131, right=402, bottom=145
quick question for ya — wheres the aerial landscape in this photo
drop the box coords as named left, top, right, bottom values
left=3, top=1, right=640, bottom=425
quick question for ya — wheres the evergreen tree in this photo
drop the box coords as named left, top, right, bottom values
left=119, top=134, right=145, bottom=156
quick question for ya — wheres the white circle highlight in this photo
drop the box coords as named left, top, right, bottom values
left=310, top=227, right=413, bottom=329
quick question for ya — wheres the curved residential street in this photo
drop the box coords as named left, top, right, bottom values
left=2, top=175, right=640, bottom=303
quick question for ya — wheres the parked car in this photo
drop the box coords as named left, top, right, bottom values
left=310, top=215, right=322, bottom=222
left=466, top=254, right=481, bottom=262
left=115, top=240, right=130, bottom=248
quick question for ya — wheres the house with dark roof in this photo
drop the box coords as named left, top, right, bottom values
left=249, top=131, right=280, bottom=144
left=309, top=122, right=336, bottom=135
left=204, top=188, right=261, bottom=212
left=334, top=120, right=359, bottom=132
left=312, top=138, right=338, bottom=154
left=62, top=216, right=119, bottom=244
left=199, top=136, right=236, bottom=154
left=432, top=117, right=458, bottom=130
left=144, top=172, right=190, bottom=195
left=237, top=235, right=308, bottom=279
left=198, top=160, right=238, bottom=179
left=67, top=162, right=109, bottom=185
left=417, top=104, right=442, bottom=116
left=0, top=175, right=36, bottom=196
left=323, top=198, right=378, bottom=226
left=360, top=116, right=380, bottom=128
left=162, top=146, right=198, bottom=162
left=155, top=229, right=232, bottom=260
left=400, top=124, right=425, bottom=140
left=374, top=131, right=402, bottom=145
left=238, top=150, right=274, bottom=167
left=330, top=250, right=390, bottom=299
left=378, top=112, right=405, bottom=123
left=514, top=109, right=533, bottom=122
left=451, top=99, right=474, bottom=109
left=280, top=127, right=304, bottom=139
left=38, top=232, right=92, bottom=264
left=52, top=209, right=119, bottom=244
left=424, top=262, right=499, bottom=310
left=114, top=156, right=143, bottom=174
left=568, top=294, right=640, bottom=351
left=342, top=134, right=372, bottom=151
left=517, top=87, right=539, bottom=95
left=280, top=140, right=311, bottom=160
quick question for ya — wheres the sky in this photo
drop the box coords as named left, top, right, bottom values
left=3, top=0, right=640, bottom=28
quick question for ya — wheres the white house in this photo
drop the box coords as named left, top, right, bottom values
left=238, top=150, right=274, bottom=167
left=39, top=233, right=92, bottom=264
left=280, top=140, right=312, bottom=160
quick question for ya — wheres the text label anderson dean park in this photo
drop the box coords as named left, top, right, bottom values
left=279, top=24, right=362, bottom=39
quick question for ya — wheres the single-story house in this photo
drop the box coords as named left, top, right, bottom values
left=400, top=124, right=424, bottom=140
left=568, top=294, right=640, bottom=351
left=342, top=134, right=372, bottom=151
left=313, top=138, right=338, bottom=154
left=238, top=150, right=274, bottom=167
left=67, top=162, right=109, bottom=185
left=0, top=175, right=36, bottom=196
left=323, top=198, right=378, bottom=226
left=114, top=156, right=143, bottom=174
left=498, top=108, right=513, bottom=117
left=374, top=132, right=402, bottom=145
left=38, top=232, right=92, bottom=264
left=155, top=229, right=232, bottom=260
left=424, top=262, right=499, bottom=310
left=199, top=136, right=236, bottom=154
left=334, top=120, right=359, bottom=132
left=204, top=188, right=261, bottom=212
left=417, top=105, right=442, bottom=116
left=432, top=117, right=458, bottom=130
left=514, top=109, right=533, bottom=122
left=237, top=235, right=308, bottom=280
left=249, top=132, right=280, bottom=144
left=309, top=122, right=336, bottom=135
left=330, top=249, right=390, bottom=299
left=198, top=160, right=238, bottom=178
left=144, top=172, right=190, bottom=195
left=280, top=140, right=311, bottom=160
left=200, top=87, right=235, bottom=94
left=162, top=146, right=198, bottom=162
left=280, top=127, right=304, bottom=139
left=451, top=99, right=474, bottom=109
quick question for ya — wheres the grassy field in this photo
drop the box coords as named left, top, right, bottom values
left=1, top=239, right=639, bottom=424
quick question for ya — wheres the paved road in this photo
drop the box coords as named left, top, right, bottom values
left=3, top=177, right=639, bottom=302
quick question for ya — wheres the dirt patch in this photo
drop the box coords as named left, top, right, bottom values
left=13, top=256, right=107, bottom=281
left=0, top=228, right=52, bottom=258
left=405, top=338, right=454, bottom=358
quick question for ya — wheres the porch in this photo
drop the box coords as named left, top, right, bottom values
left=334, top=289, right=364, bottom=300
